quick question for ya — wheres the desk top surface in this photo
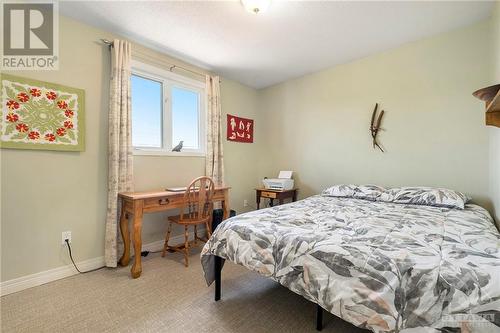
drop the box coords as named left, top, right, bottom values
left=119, top=186, right=231, bottom=200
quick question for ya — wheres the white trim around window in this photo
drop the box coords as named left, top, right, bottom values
left=131, top=60, right=206, bottom=157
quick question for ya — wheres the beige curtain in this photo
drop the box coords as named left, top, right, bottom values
left=105, top=39, right=133, bottom=267
left=205, top=75, right=224, bottom=185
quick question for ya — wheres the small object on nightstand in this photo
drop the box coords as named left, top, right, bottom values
left=262, top=170, right=294, bottom=190
left=255, top=188, right=298, bottom=209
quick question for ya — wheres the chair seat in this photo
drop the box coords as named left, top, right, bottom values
left=168, top=214, right=210, bottom=225
left=162, top=176, right=215, bottom=267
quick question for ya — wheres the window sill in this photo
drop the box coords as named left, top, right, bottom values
left=133, top=149, right=205, bottom=157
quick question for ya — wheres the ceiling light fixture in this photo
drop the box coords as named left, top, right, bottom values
left=241, top=0, right=271, bottom=14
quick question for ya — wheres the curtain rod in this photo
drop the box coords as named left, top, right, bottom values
left=100, top=38, right=213, bottom=80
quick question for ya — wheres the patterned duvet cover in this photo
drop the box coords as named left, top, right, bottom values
left=201, top=195, right=500, bottom=333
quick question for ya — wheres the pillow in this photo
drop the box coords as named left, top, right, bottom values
left=353, top=184, right=386, bottom=201
left=322, top=184, right=386, bottom=201
left=322, top=184, right=357, bottom=197
left=386, top=186, right=470, bottom=209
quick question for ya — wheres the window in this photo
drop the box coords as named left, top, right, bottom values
left=131, top=61, right=206, bottom=156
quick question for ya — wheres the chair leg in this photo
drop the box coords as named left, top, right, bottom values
left=162, top=222, right=172, bottom=257
left=184, top=225, right=189, bottom=267
left=194, top=225, right=198, bottom=245
left=205, top=221, right=212, bottom=238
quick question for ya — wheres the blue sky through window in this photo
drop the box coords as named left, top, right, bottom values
left=172, top=87, right=199, bottom=149
left=131, top=74, right=162, bottom=148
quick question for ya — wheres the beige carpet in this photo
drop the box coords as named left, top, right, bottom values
left=1, top=249, right=366, bottom=333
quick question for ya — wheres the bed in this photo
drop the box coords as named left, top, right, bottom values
left=201, top=185, right=500, bottom=333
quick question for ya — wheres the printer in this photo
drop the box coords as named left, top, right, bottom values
left=262, top=171, right=294, bottom=191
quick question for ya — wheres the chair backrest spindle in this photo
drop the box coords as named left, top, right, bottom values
left=180, top=176, right=215, bottom=223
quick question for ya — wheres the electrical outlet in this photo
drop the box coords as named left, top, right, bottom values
left=243, top=199, right=248, bottom=207
left=62, top=231, right=72, bottom=245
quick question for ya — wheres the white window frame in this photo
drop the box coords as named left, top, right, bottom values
left=131, top=60, right=206, bottom=157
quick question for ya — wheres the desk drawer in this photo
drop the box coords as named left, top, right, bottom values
left=214, top=189, right=226, bottom=198
left=143, top=196, right=183, bottom=209
left=261, top=191, right=277, bottom=199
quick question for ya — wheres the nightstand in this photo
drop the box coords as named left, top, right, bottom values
left=255, top=188, right=298, bottom=209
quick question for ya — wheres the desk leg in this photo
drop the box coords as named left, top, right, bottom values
left=222, top=190, right=230, bottom=220
left=293, top=190, right=298, bottom=202
left=131, top=200, right=144, bottom=279
left=256, top=192, right=261, bottom=210
left=118, top=206, right=130, bottom=267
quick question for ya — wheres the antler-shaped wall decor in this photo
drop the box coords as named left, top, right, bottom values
left=370, top=103, right=385, bottom=152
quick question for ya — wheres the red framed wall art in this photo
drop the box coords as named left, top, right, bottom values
left=227, top=114, right=253, bottom=143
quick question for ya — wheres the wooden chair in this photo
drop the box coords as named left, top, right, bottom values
left=161, top=176, right=215, bottom=267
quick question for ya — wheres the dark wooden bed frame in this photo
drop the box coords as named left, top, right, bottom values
left=214, top=255, right=325, bottom=331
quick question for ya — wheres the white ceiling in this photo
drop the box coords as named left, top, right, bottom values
left=60, top=1, right=494, bottom=89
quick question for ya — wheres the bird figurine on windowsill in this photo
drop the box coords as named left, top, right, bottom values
left=172, top=140, right=184, bottom=152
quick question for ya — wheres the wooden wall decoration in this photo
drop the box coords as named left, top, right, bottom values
left=370, top=103, right=385, bottom=152
left=227, top=114, right=253, bottom=143
left=1, top=74, right=85, bottom=151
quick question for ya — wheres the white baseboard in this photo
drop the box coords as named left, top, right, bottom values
left=141, top=239, right=165, bottom=252
left=0, top=230, right=204, bottom=297
left=0, top=256, right=105, bottom=297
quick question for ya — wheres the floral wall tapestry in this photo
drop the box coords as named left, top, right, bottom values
left=1, top=74, right=85, bottom=151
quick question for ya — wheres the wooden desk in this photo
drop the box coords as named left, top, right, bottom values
left=255, top=188, right=298, bottom=209
left=118, top=186, right=230, bottom=278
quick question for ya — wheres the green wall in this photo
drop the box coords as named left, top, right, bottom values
left=257, top=20, right=494, bottom=218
